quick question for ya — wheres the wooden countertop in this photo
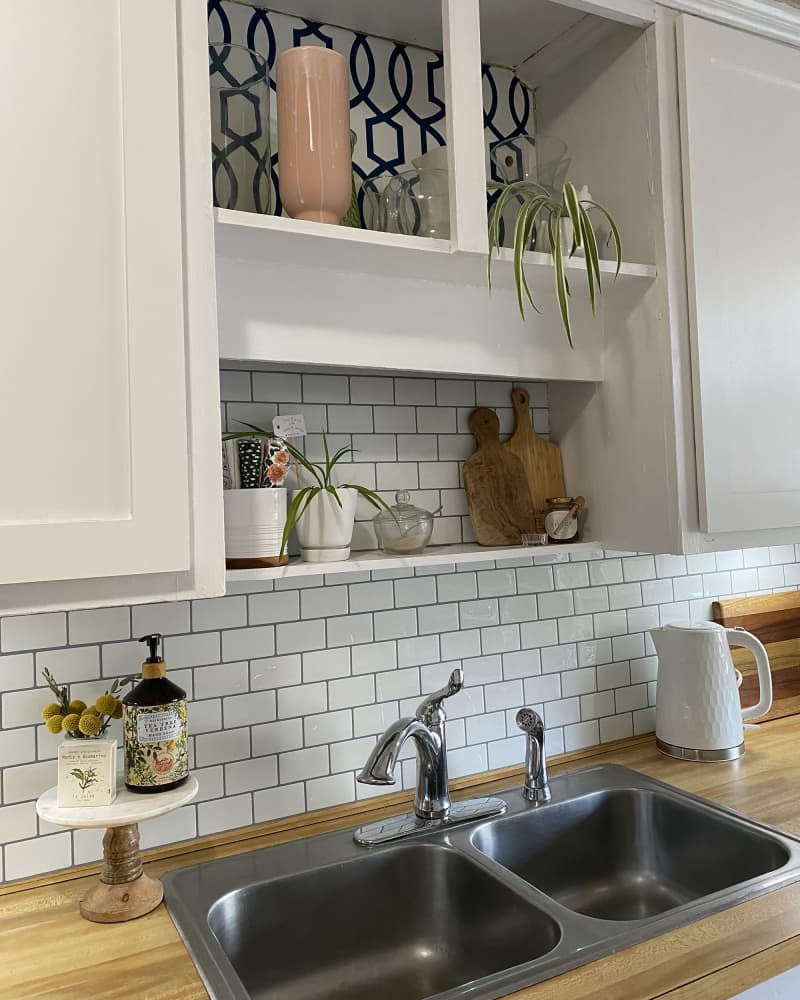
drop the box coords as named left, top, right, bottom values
left=5, top=717, right=800, bottom=1000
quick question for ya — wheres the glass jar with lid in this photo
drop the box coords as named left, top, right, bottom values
left=373, top=491, right=437, bottom=555
left=544, top=497, right=584, bottom=543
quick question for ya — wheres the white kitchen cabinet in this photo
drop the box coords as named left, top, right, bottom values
left=0, top=0, right=224, bottom=614
left=677, top=14, right=800, bottom=535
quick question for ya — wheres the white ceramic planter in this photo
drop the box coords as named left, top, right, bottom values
left=223, top=489, right=287, bottom=561
left=293, top=487, right=357, bottom=562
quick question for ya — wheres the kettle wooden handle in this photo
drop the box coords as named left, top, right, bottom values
left=725, top=628, right=773, bottom=721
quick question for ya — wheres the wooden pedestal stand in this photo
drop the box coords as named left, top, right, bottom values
left=36, top=774, right=198, bottom=923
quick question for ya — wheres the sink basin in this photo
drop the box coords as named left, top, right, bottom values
left=207, top=844, right=559, bottom=1000
left=163, top=765, right=800, bottom=1000
left=471, top=787, right=791, bottom=921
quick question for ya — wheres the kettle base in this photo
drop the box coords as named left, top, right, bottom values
left=656, top=737, right=744, bottom=762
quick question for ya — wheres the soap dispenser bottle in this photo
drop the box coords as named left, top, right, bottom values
left=123, top=634, right=189, bottom=793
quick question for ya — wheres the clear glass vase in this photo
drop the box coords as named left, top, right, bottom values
left=209, top=43, right=273, bottom=214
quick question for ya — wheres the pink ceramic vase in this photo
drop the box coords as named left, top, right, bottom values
left=276, top=47, right=351, bottom=225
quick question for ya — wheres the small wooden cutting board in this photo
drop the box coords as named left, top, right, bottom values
left=463, top=408, right=535, bottom=546
left=504, top=387, right=565, bottom=512
left=713, top=591, right=800, bottom=722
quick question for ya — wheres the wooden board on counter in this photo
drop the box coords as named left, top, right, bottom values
left=714, top=592, right=800, bottom=722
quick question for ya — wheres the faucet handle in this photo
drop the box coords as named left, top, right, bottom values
left=416, top=668, right=464, bottom=724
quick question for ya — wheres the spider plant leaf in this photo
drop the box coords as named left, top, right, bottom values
left=279, top=439, right=324, bottom=488
left=341, top=483, right=394, bottom=513
left=584, top=201, right=622, bottom=277
left=280, top=485, right=319, bottom=555
left=551, top=216, right=574, bottom=349
left=513, top=200, right=534, bottom=318
left=578, top=207, right=600, bottom=315
left=328, top=445, right=355, bottom=468
left=563, top=183, right=583, bottom=255
left=326, top=484, right=343, bottom=509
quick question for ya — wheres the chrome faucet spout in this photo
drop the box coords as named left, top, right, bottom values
left=357, top=719, right=436, bottom=786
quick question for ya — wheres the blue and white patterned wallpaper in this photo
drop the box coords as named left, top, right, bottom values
left=207, top=0, right=534, bottom=217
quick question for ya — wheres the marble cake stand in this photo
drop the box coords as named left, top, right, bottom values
left=37, top=774, right=198, bottom=924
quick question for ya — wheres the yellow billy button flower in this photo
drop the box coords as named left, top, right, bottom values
left=111, top=700, right=123, bottom=720
left=68, top=700, right=87, bottom=714
left=82, top=707, right=100, bottom=717
left=78, top=713, right=102, bottom=737
left=45, top=714, right=65, bottom=734
left=41, top=703, right=62, bottom=721
left=95, top=694, right=117, bottom=716
left=62, top=713, right=81, bottom=735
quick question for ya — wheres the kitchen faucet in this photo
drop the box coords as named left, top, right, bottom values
left=354, top=668, right=506, bottom=845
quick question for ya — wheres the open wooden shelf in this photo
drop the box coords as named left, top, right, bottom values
left=225, top=539, right=602, bottom=583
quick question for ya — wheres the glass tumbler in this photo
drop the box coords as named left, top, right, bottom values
left=209, top=43, right=273, bottom=214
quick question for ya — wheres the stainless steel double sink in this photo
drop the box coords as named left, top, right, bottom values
left=163, top=765, right=800, bottom=1000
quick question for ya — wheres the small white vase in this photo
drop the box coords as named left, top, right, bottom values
left=293, top=488, right=357, bottom=562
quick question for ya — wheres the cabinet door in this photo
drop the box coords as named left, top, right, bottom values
left=0, top=1, right=223, bottom=612
left=677, top=15, right=800, bottom=533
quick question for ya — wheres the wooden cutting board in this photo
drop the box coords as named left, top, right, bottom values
left=504, top=387, right=566, bottom=512
left=463, top=408, right=536, bottom=546
left=713, top=592, right=800, bottom=722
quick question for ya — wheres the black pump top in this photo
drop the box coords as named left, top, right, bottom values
left=139, top=633, right=164, bottom=663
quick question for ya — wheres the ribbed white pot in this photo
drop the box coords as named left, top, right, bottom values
left=223, top=489, right=286, bottom=559
left=293, top=488, right=357, bottom=562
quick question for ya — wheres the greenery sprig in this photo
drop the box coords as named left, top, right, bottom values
left=488, top=181, right=621, bottom=348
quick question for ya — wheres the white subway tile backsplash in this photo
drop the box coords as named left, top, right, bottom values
left=35, top=646, right=100, bottom=685
left=224, top=690, right=277, bottom=729
left=279, top=746, right=329, bottom=783
left=353, top=640, right=397, bottom=674
left=278, top=682, right=327, bottom=719
left=275, top=620, right=325, bottom=655
left=350, top=376, right=394, bottom=404
left=1, top=613, right=66, bottom=653
left=329, top=674, right=376, bottom=710
left=68, top=607, right=130, bottom=645
left=5, top=833, right=72, bottom=881
left=304, top=710, right=353, bottom=747
left=0, top=653, right=34, bottom=692
left=3, top=760, right=57, bottom=804
left=418, top=603, right=459, bottom=635
left=195, top=661, right=249, bottom=699
left=192, top=596, right=247, bottom=632
left=250, top=653, right=302, bottom=690
left=199, top=794, right=253, bottom=836
left=248, top=590, right=300, bottom=625
left=195, top=728, right=250, bottom=768
left=395, top=577, right=436, bottom=608
left=251, top=718, right=303, bottom=756
left=327, top=613, right=374, bottom=647
left=225, top=756, right=278, bottom=795
left=252, top=371, right=301, bottom=402
left=564, top=720, right=600, bottom=752
left=132, top=601, right=190, bottom=637
left=253, top=782, right=306, bottom=823
left=307, top=772, right=355, bottom=811
left=165, top=632, right=221, bottom=669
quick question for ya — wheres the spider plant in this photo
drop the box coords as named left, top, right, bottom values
left=224, top=423, right=393, bottom=555
left=488, top=181, right=621, bottom=348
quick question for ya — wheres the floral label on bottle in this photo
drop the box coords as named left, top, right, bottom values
left=57, top=739, right=117, bottom=808
left=124, top=702, right=188, bottom=788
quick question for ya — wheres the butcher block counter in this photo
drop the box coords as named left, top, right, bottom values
left=4, top=717, right=800, bottom=1000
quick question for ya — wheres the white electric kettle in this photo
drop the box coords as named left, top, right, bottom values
left=650, top=622, right=772, bottom=761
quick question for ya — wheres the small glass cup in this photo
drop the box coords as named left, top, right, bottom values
left=209, top=43, right=273, bottom=214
